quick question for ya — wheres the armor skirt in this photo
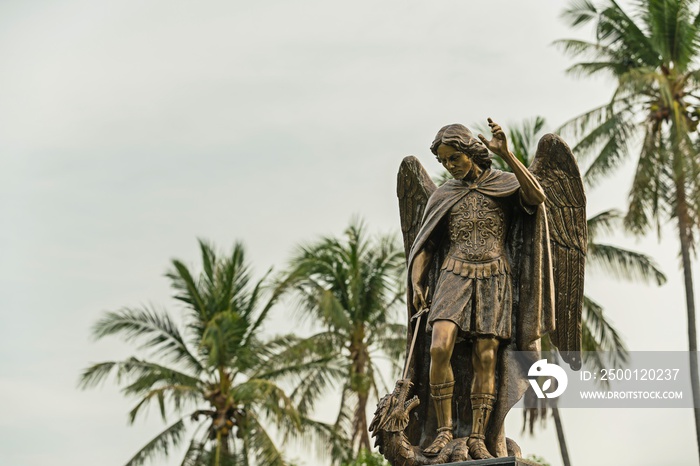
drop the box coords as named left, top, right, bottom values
left=427, top=256, right=512, bottom=339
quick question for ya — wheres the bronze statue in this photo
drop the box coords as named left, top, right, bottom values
left=370, top=119, right=586, bottom=464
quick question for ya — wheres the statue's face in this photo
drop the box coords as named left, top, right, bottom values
left=436, top=144, right=473, bottom=180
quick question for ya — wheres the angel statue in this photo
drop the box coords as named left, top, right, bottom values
left=369, top=120, right=586, bottom=465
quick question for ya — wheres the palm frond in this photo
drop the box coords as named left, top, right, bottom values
left=597, top=0, right=659, bottom=66
left=644, top=0, right=700, bottom=70
left=180, top=438, right=206, bottom=466
left=587, top=209, right=622, bottom=239
left=90, top=307, right=204, bottom=373
left=233, top=378, right=301, bottom=431
left=367, top=322, right=407, bottom=371
left=242, top=412, right=287, bottom=466
left=582, top=115, right=637, bottom=185
left=168, top=259, right=207, bottom=315
left=124, top=417, right=188, bottom=466
left=553, top=38, right=613, bottom=60
left=200, top=311, right=250, bottom=369
left=582, top=294, right=629, bottom=370
left=79, top=361, right=121, bottom=389
left=254, top=332, right=341, bottom=375
left=557, top=102, right=615, bottom=144
left=295, top=417, right=350, bottom=466
left=127, top=383, right=201, bottom=423
left=242, top=271, right=284, bottom=348
left=79, top=357, right=201, bottom=391
left=561, top=0, right=599, bottom=27
left=510, top=116, right=545, bottom=162
left=624, top=119, right=673, bottom=235
left=290, top=361, right=346, bottom=417
left=588, top=242, right=667, bottom=284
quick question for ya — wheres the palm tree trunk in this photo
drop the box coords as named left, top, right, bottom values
left=215, top=431, right=222, bottom=466
left=221, top=433, right=230, bottom=459
left=676, top=180, right=700, bottom=460
left=551, top=404, right=572, bottom=466
left=350, top=325, right=372, bottom=454
left=357, top=393, right=371, bottom=452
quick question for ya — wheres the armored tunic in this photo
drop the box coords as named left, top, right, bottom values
left=428, top=189, right=515, bottom=339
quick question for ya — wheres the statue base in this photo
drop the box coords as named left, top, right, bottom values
left=435, top=457, right=540, bottom=466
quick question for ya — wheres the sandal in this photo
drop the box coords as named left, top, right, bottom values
left=467, top=434, right=493, bottom=460
left=423, top=426, right=453, bottom=456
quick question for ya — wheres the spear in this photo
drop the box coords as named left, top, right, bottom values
left=402, top=288, right=430, bottom=380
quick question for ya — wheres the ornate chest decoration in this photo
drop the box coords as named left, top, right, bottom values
left=447, top=190, right=507, bottom=263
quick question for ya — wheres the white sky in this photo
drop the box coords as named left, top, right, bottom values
left=1, top=1, right=698, bottom=465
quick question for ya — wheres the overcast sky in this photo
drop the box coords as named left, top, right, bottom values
left=1, top=1, right=698, bottom=465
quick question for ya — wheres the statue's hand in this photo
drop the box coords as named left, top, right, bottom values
left=478, top=118, right=510, bottom=159
left=412, top=285, right=428, bottom=312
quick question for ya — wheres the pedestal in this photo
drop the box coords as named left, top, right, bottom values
left=437, top=457, right=540, bottom=466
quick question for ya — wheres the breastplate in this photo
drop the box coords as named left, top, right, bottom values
left=446, top=190, right=508, bottom=262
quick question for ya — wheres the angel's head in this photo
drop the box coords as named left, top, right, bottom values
left=430, top=124, right=491, bottom=179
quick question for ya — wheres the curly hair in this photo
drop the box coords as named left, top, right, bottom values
left=430, top=123, right=491, bottom=170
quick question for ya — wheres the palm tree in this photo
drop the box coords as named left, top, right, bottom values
left=557, top=0, right=700, bottom=456
left=281, top=221, right=406, bottom=461
left=80, top=240, right=330, bottom=466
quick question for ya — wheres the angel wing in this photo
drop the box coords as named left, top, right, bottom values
left=397, top=156, right=437, bottom=261
left=529, top=134, right=587, bottom=370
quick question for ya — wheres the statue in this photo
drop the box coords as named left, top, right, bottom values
left=370, top=119, right=586, bottom=464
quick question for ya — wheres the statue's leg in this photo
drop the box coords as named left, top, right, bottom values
left=423, top=320, right=458, bottom=457
left=468, top=336, right=499, bottom=459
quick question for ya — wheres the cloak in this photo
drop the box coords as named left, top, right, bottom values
left=403, top=168, right=555, bottom=456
